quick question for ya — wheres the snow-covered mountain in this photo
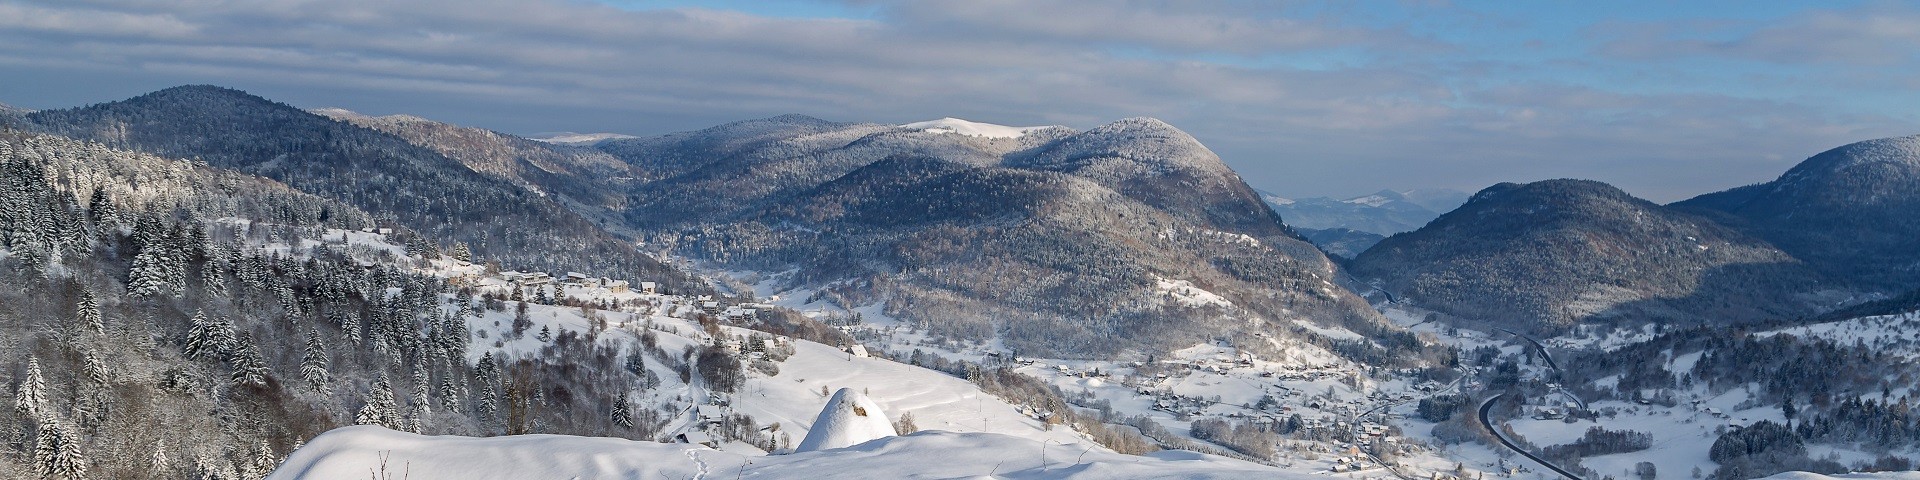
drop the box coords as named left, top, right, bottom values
left=1351, top=179, right=1830, bottom=331
left=525, top=131, right=639, bottom=145
left=592, top=113, right=1406, bottom=359
left=899, top=117, right=1060, bottom=139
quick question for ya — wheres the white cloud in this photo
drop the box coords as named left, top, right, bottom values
left=0, top=0, right=1912, bottom=201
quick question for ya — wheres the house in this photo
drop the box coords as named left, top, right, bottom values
left=562, top=272, right=594, bottom=286
left=674, top=432, right=719, bottom=448
left=845, top=344, right=869, bottom=358
left=604, top=279, right=630, bottom=293
left=639, top=282, right=657, bottom=294
left=698, top=405, right=726, bottom=425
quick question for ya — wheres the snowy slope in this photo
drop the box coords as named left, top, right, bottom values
left=899, top=117, right=1053, bottom=138
left=270, top=425, right=1297, bottom=479
left=1764, top=473, right=1920, bottom=480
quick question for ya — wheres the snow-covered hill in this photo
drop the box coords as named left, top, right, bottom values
left=526, top=131, right=639, bottom=145
left=270, top=425, right=1296, bottom=479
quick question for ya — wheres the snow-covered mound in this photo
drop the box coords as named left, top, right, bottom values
left=1763, top=472, right=1920, bottom=480
left=900, top=117, right=1052, bottom=139
left=270, top=426, right=1296, bottom=479
left=794, top=388, right=897, bottom=452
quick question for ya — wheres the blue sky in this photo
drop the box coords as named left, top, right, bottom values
left=3, top=0, right=1916, bottom=201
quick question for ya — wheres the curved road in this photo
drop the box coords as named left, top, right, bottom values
left=1479, top=394, right=1583, bottom=480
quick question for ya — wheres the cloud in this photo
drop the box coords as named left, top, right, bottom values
left=1596, top=5, right=1920, bottom=66
left=0, top=0, right=1912, bottom=201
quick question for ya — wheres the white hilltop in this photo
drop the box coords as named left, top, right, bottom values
left=268, top=425, right=1296, bottom=479
left=900, top=117, right=1056, bottom=139
left=794, top=388, right=898, bottom=452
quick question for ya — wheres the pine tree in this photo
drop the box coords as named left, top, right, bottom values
left=357, top=377, right=400, bottom=430
left=451, top=242, right=472, bottom=263
left=81, top=350, right=108, bottom=387
left=300, top=329, right=331, bottom=394
left=229, top=335, right=271, bottom=387
left=537, top=325, right=552, bottom=342
left=15, top=357, right=45, bottom=416
left=126, top=240, right=176, bottom=298
left=35, top=414, right=85, bottom=480
left=75, top=289, right=102, bottom=334
left=244, top=439, right=277, bottom=479
left=182, top=312, right=232, bottom=360
left=612, top=395, right=632, bottom=428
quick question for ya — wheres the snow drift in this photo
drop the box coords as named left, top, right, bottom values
left=268, top=425, right=1297, bottom=479
left=794, top=387, right=897, bottom=452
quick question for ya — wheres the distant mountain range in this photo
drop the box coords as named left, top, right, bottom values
left=8, top=86, right=1416, bottom=361
left=1351, top=135, right=1920, bottom=332
left=1260, top=188, right=1470, bottom=236
left=1257, top=188, right=1469, bottom=258
left=592, top=114, right=1406, bottom=358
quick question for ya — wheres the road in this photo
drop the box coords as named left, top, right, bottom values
left=1479, top=394, right=1583, bottom=480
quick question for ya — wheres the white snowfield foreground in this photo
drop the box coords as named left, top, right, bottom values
left=269, top=425, right=1297, bottom=479
left=1763, top=473, right=1920, bottom=480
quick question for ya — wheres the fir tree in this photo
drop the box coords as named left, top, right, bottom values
left=182, top=312, right=232, bottom=360
left=612, top=395, right=632, bottom=428
left=356, top=377, right=400, bottom=430
left=300, top=330, right=331, bottom=394
left=74, top=289, right=102, bottom=334
left=537, top=325, right=552, bottom=342
left=35, top=414, right=85, bottom=480
left=245, top=439, right=277, bottom=479
left=126, top=239, right=176, bottom=298
left=451, top=242, right=472, bottom=263
left=81, top=350, right=108, bottom=387
left=229, top=335, right=271, bottom=387
left=15, top=357, right=45, bottom=416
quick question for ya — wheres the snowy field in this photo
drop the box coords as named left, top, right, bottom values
left=271, top=426, right=1298, bottom=479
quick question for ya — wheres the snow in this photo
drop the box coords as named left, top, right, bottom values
left=1764, top=473, right=1920, bottom=480
left=900, top=117, right=1054, bottom=139
left=271, top=425, right=1297, bottom=479
left=794, top=388, right=897, bottom=452
left=1344, top=194, right=1393, bottom=207
left=1155, top=276, right=1235, bottom=309
left=527, top=132, right=639, bottom=145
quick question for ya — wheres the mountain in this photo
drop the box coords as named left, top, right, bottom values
left=23, top=86, right=701, bottom=291
left=1676, top=134, right=1920, bottom=293
left=1261, top=188, right=1468, bottom=237
left=525, top=131, right=638, bottom=145
left=1350, top=179, right=1830, bottom=331
left=311, top=108, right=636, bottom=223
left=1296, top=227, right=1384, bottom=259
left=598, top=115, right=1413, bottom=360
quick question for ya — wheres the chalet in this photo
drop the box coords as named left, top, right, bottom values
left=604, top=279, right=630, bottom=293
left=562, top=272, right=594, bottom=286
left=697, top=405, right=726, bottom=425
left=845, top=344, right=869, bottom=358
left=640, top=282, right=657, bottom=294
left=674, top=432, right=719, bottom=449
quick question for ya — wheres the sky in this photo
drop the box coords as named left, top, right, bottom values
left=3, top=0, right=1918, bottom=201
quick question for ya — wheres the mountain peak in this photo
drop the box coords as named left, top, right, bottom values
left=1781, top=134, right=1920, bottom=182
